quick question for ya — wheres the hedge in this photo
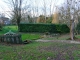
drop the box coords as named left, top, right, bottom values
left=0, top=24, right=2, bottom=31
left=76, top=22, right=80, bottom=34
left=55, top=24, right=70, bottom=33
left=19, top=23, right=70, bottom=33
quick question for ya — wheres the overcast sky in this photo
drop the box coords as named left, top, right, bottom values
left=0, top=0, right=65, bottom=17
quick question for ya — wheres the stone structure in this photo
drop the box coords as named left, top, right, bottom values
left=0, top=30, right=22, bottom=44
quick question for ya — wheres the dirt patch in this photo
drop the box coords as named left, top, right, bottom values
left=38, top=43, right=79, bottom=60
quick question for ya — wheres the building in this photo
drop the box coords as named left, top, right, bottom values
left=0, top=17, right=11, bottom=25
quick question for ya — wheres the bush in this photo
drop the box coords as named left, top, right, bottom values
left=76, top=22, right=80, bottom=34
left=19, top=23, right=70, bottom=33
left=56, top=24, right=70, bottom=33
left=0, top=24, right=2, bottom=31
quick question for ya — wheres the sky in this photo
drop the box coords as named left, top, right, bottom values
left=0, top=0, right=10, bottom=11
left=0, top=0, right=65, bottom=18
left=0, top=0, right=10, bottom=17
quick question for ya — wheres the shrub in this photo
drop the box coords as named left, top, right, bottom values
left=76, top=22, right=80, bottom=34
left=19, top=23, right=70, bottom=33
left=0, top=24, right=2, bottom=31
left=56, top=24, right=70, bottom=33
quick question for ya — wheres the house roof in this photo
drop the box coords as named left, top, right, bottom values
left=0, top=17, right=9, bottom=21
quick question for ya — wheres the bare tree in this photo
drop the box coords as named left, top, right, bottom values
left=59, top=0, right=80, bottom=40
left=49, top=0, right=52, bottom=16
left=31, top=0, right=39, bottom=23
left=42, top=0, right=47, bottom=22
left=4, top=0, right=23, bottom=30
left=66, top=0, right=80, bottom=40
left=46, top=0, right=53, bottom=23
left=4, top=0, right=30, bottom=31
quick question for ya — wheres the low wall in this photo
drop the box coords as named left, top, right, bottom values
left=0, top=34, right=22, bottom=44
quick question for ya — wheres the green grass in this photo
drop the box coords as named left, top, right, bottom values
left=42, top=34, right=69, bottom=40
left=2, top=25, right=18, bottom=32
left=76, top=35, right=80, bottom=39
left=22, top=34, right=41, bottom=41
left=42, top=34, right=80, bottom=40
left=42, top=36, right=69, bottom=40
left=0, top=42, right=80, bottom=60
left=0, top=25, right=80, bottom=60
left=0, top=25, right=18, bottom=35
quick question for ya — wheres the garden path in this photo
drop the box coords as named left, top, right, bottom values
left=36, top=39, right=80, bottom=44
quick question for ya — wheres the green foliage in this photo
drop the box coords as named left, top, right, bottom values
left=19, top=23, right=56, bottom=33
left=46, top=17, right=53, bottom=23
left=56, top=24, right=70, bottom=33
left=19, top=23, right=70, bottom=33
left=0, top=24, right=2, bottom=31
left=76, top=22, right=80, bottom=34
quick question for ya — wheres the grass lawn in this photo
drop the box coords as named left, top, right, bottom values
left=76, top=35, right=80, bottom=39
left=0, top=25, right=80, bottom=60
left=42, top=34, right=70, bottom=40
left=0, top=42, right=80, bottom=60
left=2, top=25, right=18, bottom=32
left=42, top=34, right=80, bottom=40
left=0, top=25, right=18, bottom=35
left=22, top=33, right=41, bottom=41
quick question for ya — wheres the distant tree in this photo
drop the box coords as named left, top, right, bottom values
left=37, top=15, right=46, bottom=23
left=52, top=7, right=59, bottom=24
left=42, top=0, right=47, bottom=22
left=46, top=0, right=53, bottom=23
left=27, top=15, right=33, bottom=23
left=46, top=15, right=53, bottom=23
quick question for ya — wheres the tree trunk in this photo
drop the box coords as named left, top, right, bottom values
left=17, top=16, right=21, bottom=32
left=70, top=19, right=75, bottom=40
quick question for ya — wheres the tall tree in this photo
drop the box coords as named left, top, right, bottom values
left=4, top=0, right=30, bottom=31
left=14, top=0, right=22, bottom=30
left=59, top=0, right=80, bottom=40
left=66, top=0, right=80, bottom=40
